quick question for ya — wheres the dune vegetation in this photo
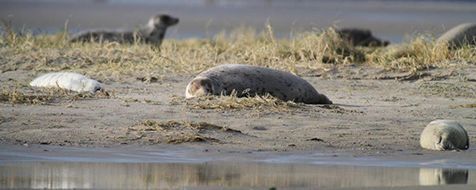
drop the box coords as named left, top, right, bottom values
left=1, top=23, right=475, bottom=82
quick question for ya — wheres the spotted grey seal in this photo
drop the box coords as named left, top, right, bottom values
left=437, top=23, right=476, bottom=49
left=69, top=14, right=179, bottom=46
left=336, top=28, right=389, bottom=47
left=420, top=120, right=469, bottom=151
left=185, top=64, right=332, bottom=104
left=30, top=72, right=102, bottom=93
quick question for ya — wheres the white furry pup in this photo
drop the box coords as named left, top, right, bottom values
left=30, top=72, right=102, bottom=93
left=420, top=120, right=469, bottom=151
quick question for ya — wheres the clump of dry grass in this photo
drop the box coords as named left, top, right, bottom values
left=171, top=93, right=302, bottom=112
left=139, top=120, right=239, bottom=133
left=367, top=35, right=476, bottom=71
left=286, top=28, right=365, bottom=65
left=418, top=81, right=476, bottom=98
left=0, top=88, right=53, bottom=105
left=1, top=24, right=475, bottom=80
left=125, top=120, right=241, bottom=144
left=0, top=86, right=111, bottom=105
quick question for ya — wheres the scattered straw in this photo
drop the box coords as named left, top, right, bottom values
left=171, top=93, right=302, bottom=112
left=125, top=120, right=241, bottom=144
left=0, top=87, right=111, bottom=105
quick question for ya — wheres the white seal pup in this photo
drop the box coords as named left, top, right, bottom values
left=437, top=23, right=476, bottom=49
left=69, top=14, right=179, bottom=46
left=185, top=64, right=332, bottom=104
left=420, top=120, right=469, bottom=151
left=30, top=72, right=102, bottom=93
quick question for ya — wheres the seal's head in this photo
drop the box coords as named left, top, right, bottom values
left=185, top=77, right=216, bottom=98
left=148, top=14, right=179, bottom=29
left=318, top=94, right=333, bottom=104
left=81, top=79, right=103, bottom=93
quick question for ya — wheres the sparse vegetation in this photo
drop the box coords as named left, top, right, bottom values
left=170, top=93, right=302, bottom=112
left=0, top=87, right=53, bottom=105
left=1, top=24, right=475, bottom=82
left=125, top=120, right=242, bottom=144
left=368, top=36, right=476, bottom=71
left=418, top=81, right=476, bottom=98
left=0, top=86, right=111, bottom=105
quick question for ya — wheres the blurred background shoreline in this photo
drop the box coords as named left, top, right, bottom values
left=1, top=0, right=476, bottom=43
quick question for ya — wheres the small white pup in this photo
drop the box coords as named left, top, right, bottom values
left=420, top=120, right=469, bottom=151
left=30, top=72, right=102, bottom=93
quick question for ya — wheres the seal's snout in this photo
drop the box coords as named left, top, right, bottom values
left=156, top=14, right=179, bottom=27
left=320, top=94, right=333, bottom=104
left=185, top=77, right=214, bottom=98
left=172, top=18, right=179, bottom=25
left=94, top=86, right=102, bottom=93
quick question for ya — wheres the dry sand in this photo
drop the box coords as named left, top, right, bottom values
left=1, top=63, right=475, bottom=157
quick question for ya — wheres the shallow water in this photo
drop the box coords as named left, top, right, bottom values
left=1, top=145, right=476, bottom=189
left=0, top=161, right=474, bottom=189
left=1, top=0, right=476, bottom=42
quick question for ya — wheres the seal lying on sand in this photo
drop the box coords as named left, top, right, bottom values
left=437, top=23, right=476, bottom=49
left=185, top=64, right=332, bottom=104
left=69, top=14, right=179, bottom=46
left=30, top=72, right=102, bottom=93
left=336, top=28, right=389, bottom=47
left=420, top=120, right=469, bottom=151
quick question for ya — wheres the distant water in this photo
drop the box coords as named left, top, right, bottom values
left=1, top=0, right=476, bottom=42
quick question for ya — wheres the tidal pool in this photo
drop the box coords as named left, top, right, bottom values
left=0, top=161, right=474, bottom=189
left=0, top=145, right=475, bottom=189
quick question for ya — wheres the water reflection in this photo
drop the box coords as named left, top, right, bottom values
left=419, top=168, right=469, bottom=185
left=0, top=162, right=473, bottom=189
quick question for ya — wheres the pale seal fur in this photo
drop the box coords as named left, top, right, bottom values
left=419, top=168, right=468, bottom=185
left=69, top=14, right=179, bottom=46
left=30, top=72, right=102, bottom=93
left=420, top=120, right=469, bottom=151
left=185, top=64, right=332, bottom=104
left=437, top=23, right=476, bottom=49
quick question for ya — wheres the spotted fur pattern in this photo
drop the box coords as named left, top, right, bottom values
left=186, top=64, right=332, bottom=104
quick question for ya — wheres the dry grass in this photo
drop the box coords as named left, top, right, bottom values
left=0, top=86, right=111, bottom=105
left=0, top=88, right=53, bottom=105
left=1, top=24, right=475, bottom=81
left=450, top=103, right=476, bottom=109
left=418, top=81, right=476, bottom=98
left=368, top=36, right=476, bottom=71
left=125, top=120, right=241, bottom=144
left=171, top=93, right=302, bottom=112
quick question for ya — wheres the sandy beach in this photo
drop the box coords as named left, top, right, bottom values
left=1, top=64, right=475, bottom=155
left=1, top=0, right=476, bottom=189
